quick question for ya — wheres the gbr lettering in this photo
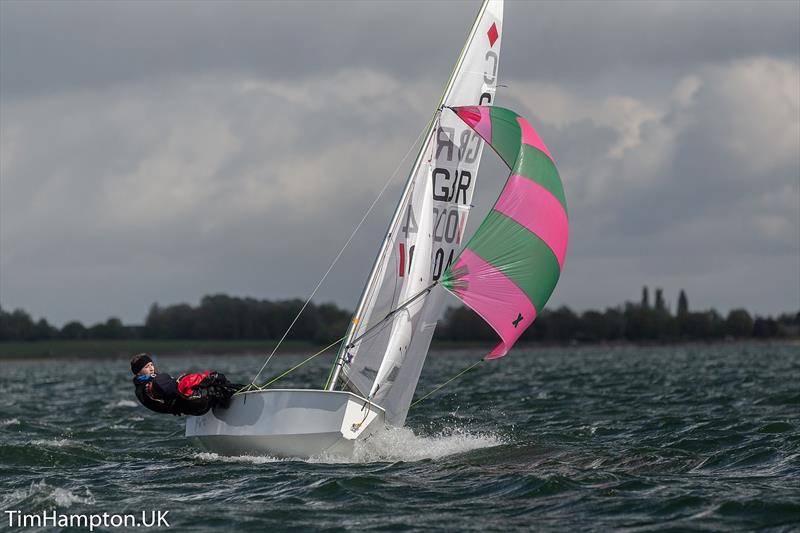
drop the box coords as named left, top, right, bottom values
left=399, top=34, right=499, bottom=281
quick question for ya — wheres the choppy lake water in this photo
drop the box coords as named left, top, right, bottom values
left=1, top=343, right=799, bottom=531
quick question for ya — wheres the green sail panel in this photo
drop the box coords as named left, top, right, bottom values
left=465, top=210, right=561, bottom=310
left=513, top=145, right=567, bottom=213
left=487, top=107, right=523, bottom=168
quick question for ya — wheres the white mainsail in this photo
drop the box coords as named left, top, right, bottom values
left=328, top=0, right=503, bottom=426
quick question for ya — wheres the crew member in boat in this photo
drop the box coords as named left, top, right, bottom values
left=130, top=353, right=243, bottom=416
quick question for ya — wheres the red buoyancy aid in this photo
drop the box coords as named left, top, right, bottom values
left=177, top=371, right=211, bottom=397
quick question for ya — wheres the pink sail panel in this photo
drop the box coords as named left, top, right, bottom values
left=517, top=116, right=553, bottom=162
left=494, top=175, right=569, bottom=268
left=449, top=249, right=537, bottom=359
left=454, top=106, right=492, bottom=144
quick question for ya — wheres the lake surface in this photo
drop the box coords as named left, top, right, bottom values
left=1, top=343, right=799, bottom=531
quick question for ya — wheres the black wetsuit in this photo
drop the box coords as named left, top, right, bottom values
left=132, top=372, right=241, bottom=416
left=133, top=373, right=212, bottom=416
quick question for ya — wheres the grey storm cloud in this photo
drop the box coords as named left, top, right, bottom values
left=1, top=0, right=798, bottom=326
left=2, top=1, right=797, bottom=95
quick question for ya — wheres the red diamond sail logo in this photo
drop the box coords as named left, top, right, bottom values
left=487, top=22, right=499, bottom=47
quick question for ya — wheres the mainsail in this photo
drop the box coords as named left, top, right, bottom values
left=442, top=106, right=568, bottom=358
left=328, top=0, right=504, bottom=426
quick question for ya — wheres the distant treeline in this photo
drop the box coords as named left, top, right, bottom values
left=439, top=288, right=799, bottom=343
left=1, top=288, right=798, bottom=343
left=0, top=295, right=350, bottom=344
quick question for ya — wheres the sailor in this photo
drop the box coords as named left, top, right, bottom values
left=130, top=353, right=243, bottom=416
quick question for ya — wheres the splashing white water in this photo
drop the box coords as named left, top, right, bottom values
left=192, top=452, right=282, bottom=464
left=52, top=487, right=95, bottom=507
left=30, top=438, right=76, bottom=448
left=113, top=400, right=138, bottom=408
left=190, top=427, right=503, bottom=465
left=317, top=426, right=504, bottom=464
left=2, top=481, right=95, bottom=509
left=1, top=418, right=20, bottom=427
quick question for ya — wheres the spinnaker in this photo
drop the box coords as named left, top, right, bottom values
left=442, top=105, right=568, bottom=359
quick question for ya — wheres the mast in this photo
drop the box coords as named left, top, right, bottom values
left=328, top=1, right=503, bottom=427
left=327, top=0, right=496, bottom=392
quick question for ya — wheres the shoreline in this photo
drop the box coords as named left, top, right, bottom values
left=1, top=337, right=796, bottom=362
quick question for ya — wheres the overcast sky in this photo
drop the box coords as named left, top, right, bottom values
left=1, top=0, right=798, bottom=327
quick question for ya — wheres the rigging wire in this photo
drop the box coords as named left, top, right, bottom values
left=323, top=281, right=437, bottom=391
left=409, top=358, right=484, bottom=409
left=345, top=282, right=437, bottom=349
left=248, top=120, right=432, bottom=387
left=260, top=335, right=345, bottom=389
left=236, top=336, right=345, bottom=395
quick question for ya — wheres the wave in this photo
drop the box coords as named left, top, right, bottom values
left=1, top=418, right=20, bottom=427
left=192, top=452, right=282, bottom=464
left=30, top=438, right=77, bottom=448
left=2, top=481, right=95, bottom=509
left=113, top=400, right=139, bottom=408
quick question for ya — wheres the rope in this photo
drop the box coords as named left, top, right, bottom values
left=236, top=336, right=345, bottom=394
left=350, top=397, right=373, bottom=432
left=259, top=336, right=345, bottom=389
left=248, top=121, right=430, bottom=386
left=324, top=281, right=437, bottom=391
left=410, top=358, right=483, bottom=409
left=345, top=282, right=437, bottom=349
left=235, top=382, right=263, bottom=394
left=323, top=351, right=339, bottom=390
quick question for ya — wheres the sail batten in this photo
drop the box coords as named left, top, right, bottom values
left=443, top=104, right=568, bottom=360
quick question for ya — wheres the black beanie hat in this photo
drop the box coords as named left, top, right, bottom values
left=130, top=353, right=153, bottom=375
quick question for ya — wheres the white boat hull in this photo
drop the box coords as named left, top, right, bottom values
left=185, top=389, right=385, bottom=459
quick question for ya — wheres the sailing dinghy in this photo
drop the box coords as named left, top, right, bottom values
left=186, top=0, right=567, bottom=459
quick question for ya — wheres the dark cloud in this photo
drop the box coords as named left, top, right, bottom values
left=534, top=58, right=799, bottom=315
left=2, top=1, right=797, bottom=96
left=0, top=1, right=470, bottom=97
left=1, top=1, right=798, bottom=325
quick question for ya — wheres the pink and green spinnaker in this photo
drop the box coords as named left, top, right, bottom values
left=441, top=106, right=568, bottom=359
